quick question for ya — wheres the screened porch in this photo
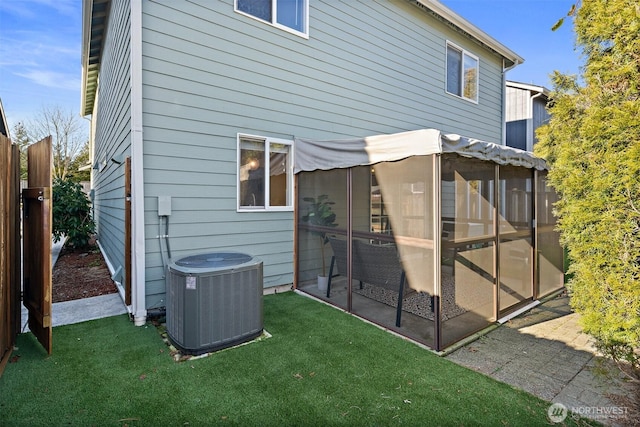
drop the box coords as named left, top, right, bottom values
left=294, top=130, right=564, bottom=352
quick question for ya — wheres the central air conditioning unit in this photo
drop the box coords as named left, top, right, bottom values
left=166, top=252, right=263, bottom=355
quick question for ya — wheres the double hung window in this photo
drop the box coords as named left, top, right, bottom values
left=236, top=0, right=308, bottom=36
left=238, top=134, right=293, bottom=211
left=446, top=42, right=479, bottom=103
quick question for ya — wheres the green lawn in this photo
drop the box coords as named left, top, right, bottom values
left=0, top=292, right=593, bottom=426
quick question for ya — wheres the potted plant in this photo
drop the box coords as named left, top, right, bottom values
left=301, top=194, right=338, bottom=291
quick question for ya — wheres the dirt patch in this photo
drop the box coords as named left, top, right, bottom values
left=52, top=243, right=118, bottom=303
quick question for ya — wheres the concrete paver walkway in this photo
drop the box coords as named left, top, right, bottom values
left=445, top=295, right=637, bottom=426
left=20, top=293, right=127, bottom=332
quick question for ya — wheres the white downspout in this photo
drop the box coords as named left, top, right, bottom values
left=85, top=113, right=96, bottom=189
left=130, top=0, right=147, bottom=326
left=501, top=59, right=520, bottom=145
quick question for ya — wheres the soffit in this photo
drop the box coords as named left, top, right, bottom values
left=81, top=0, right=110, bottom=117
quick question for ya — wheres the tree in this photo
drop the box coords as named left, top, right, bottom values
left=27, top=105, right=88, bottom=180
left=67, top=141, right=91, bottom=182
left=11, top=121, right=31, bottom=180
left=535, top=0, right=640, bottom=381
left=52, top=177, right=95, bottom=249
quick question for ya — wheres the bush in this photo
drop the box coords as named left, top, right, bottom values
left=52, top=177, right=95, bottom=249
left=535, top=1, right=640, bottom=382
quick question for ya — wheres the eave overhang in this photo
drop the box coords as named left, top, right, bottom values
left=0, top=98, right=8, bottom=138
left=81, top=0, right=110, bottom=117
left=413, top=0, right=525, bottom=68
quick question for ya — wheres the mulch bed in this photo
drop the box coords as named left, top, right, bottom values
left=52, top=244, right=119, bottom=303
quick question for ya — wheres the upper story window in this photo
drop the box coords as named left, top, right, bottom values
left=446, top=42, right=479, bottom=103
left=236, top=0, right=308, bottom=37
left=238, top=134, right=293, bottom=211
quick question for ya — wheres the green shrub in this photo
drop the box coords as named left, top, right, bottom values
left=52, top=177, right=95, bottom=249
left=535, top=0, right=640, bottom=381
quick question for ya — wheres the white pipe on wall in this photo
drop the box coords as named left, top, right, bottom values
left=130, top=0, right=147, bottom=326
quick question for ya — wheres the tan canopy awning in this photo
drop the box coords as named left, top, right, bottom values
left=294, top=129, right=547, bottom=173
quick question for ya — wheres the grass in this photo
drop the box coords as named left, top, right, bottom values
left=0, top=292, right=594, bottom=426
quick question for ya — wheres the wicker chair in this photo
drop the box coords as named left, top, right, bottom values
left=327, top=237, right=409, bottom=327
left=354, top=240, right=409, bottom=327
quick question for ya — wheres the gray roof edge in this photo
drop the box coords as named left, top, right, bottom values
left=414, top=0, right=524, bottom=66
left=506, top=80, right=551, bottom=97
left=0, top=97, right=9, bottom=138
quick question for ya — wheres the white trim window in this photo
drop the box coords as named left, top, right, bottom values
left=446, top=42, right=479, bottom=103
left=238, top=134, right=294, bottom=212
left=235, top=0, right=308, bottom=37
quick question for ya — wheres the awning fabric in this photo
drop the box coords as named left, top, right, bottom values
left=294, top=129, right=547, bottom=173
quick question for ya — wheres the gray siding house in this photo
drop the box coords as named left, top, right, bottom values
left=505, top=81, right=550, bottom=152
left=81, top=0, right=523, bottom=325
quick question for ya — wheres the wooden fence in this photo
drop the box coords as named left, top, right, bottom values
left=0, top=134, right=21, bottom=376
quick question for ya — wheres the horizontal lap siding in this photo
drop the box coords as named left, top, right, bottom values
left=93, top=0, right=131, bottom=280
left=140, top=0, right=506, bottom=305
left=506, top=86, right=530, bottom=121
left=143, top=0, right=504, bottom=139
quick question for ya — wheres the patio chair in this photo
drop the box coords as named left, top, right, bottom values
left=354, top=240, right=409, bottom=327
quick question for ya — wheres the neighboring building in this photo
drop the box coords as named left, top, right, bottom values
left=81, top=0, right=523, bottom=325
left=505, top=81, right=550, bottom=152
left=0, top=98, right=9, bottom=138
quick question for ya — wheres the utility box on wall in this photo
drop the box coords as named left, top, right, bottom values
left=166, top=252, right=263, bottom=355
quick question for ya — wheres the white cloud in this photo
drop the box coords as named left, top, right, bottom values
left=15, top=69, right=80, bottom=91
left=0, top=0, right=77, bottom=19
left=0, top=0, right=83, bottom=129
left=0, top=37, right=76, bottom=66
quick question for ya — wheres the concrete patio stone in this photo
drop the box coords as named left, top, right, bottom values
left=445, top=295, right=636, bottom=426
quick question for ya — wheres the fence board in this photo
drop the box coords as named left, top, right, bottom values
left=23, top=136, right=52, bottom=354
left=0, top=134, right=21, bottom=376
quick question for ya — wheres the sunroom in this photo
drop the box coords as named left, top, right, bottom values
left=294, top=129, right=564, bottom=352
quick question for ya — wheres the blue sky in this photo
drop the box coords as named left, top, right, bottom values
left=441, top=0, right=582, bottom=85
left=0, top=0, right=83, bottom=132
left=0, top=0, right=582, bottom=136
